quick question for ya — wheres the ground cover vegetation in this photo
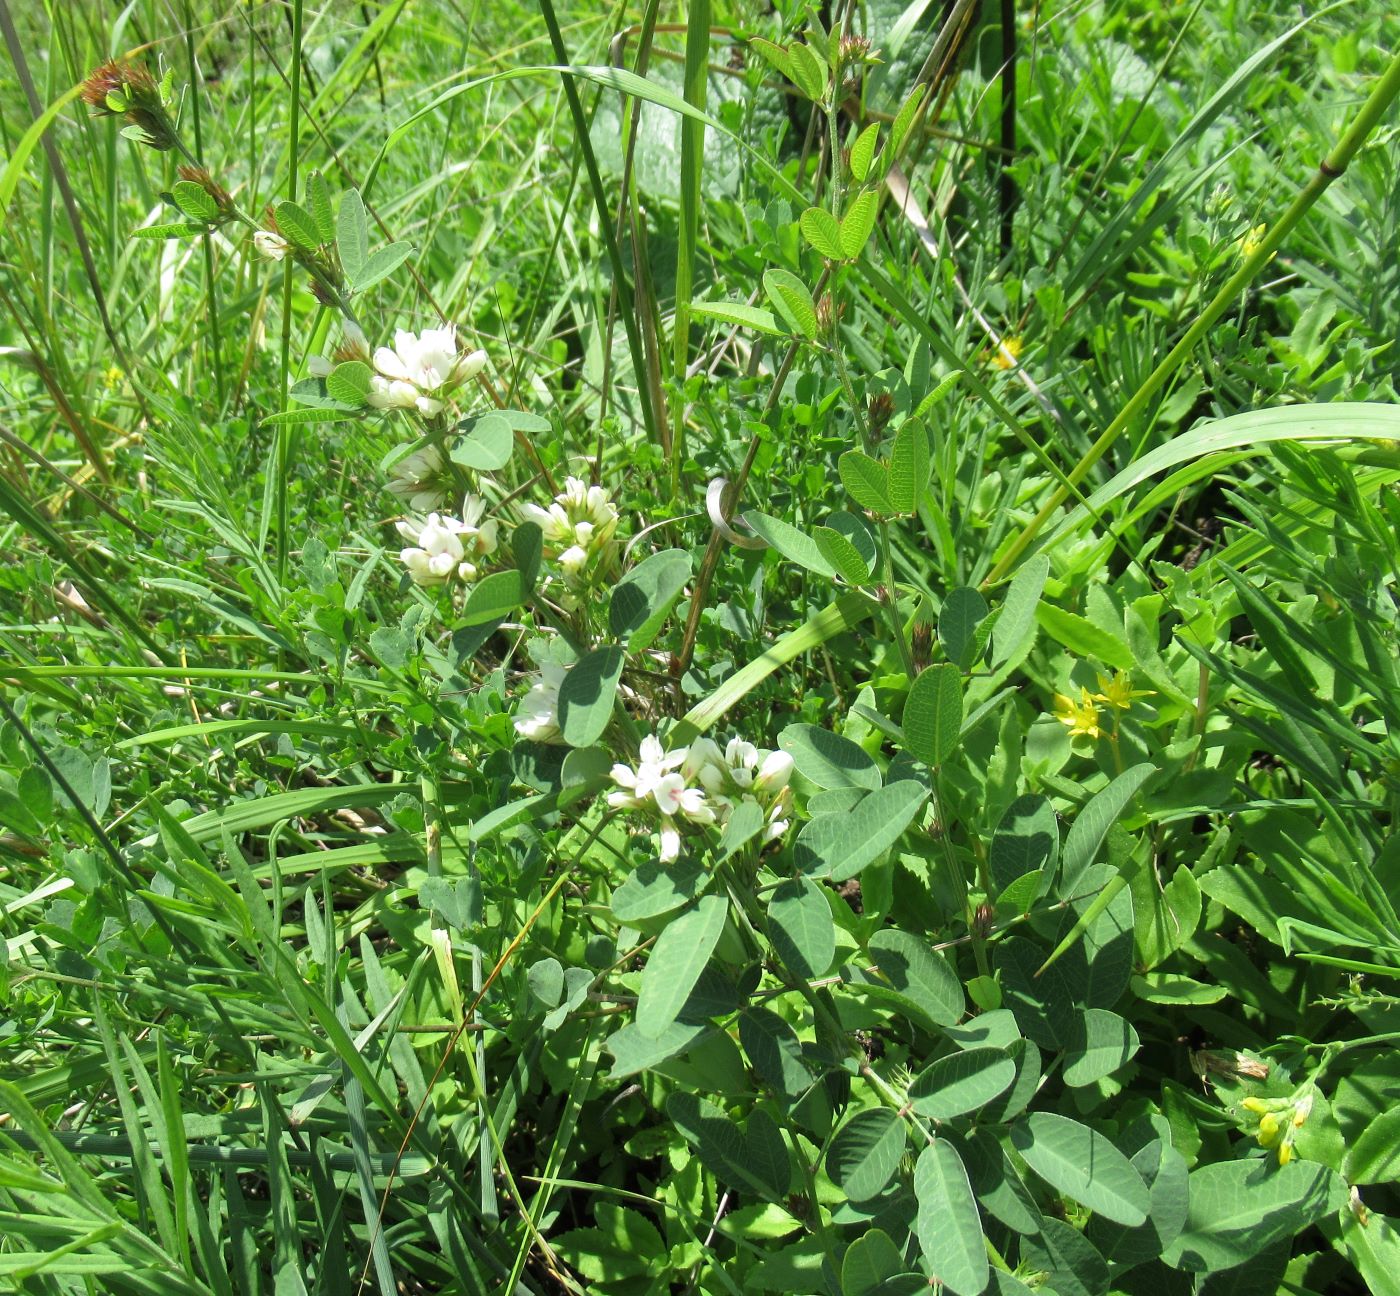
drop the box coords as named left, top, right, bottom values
left=1, top=0, right=1399, bottom=1292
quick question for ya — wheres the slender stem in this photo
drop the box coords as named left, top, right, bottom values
left=877, top=518, right=915, bottom=679
left=184, top=3, right=224, bottom=411
left=985, top=45, right=1400, bottom=587
left=276, top=0, right=306, bottom=592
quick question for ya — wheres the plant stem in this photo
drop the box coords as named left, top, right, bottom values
left=276, top=0, right=306, bottom=593
left=877, top=518, right=915, bottom=679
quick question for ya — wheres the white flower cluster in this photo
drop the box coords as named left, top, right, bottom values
left=386, top=444, right=452, bottom=512
left=513, top=661, right=569, bottom=743
left=396, top=495, right=497, bottom=586
left=608, top=734, right=794, bottom=863
left=518, top=476, right=619, bottom=607
left=367, top=324, right=486, bottom=417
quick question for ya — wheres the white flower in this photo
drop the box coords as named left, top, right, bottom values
left=254, top=230, right=289, bottom=261
left=307, top=355, right=334, bottom=378
left=366, top=324, right=487, bottom=417
left=514, top=662, right=569, bottom=743
left=386, top=444, right=452, bottom=512
left=517, top=476, right=621, bottom=597
left=609, top=736, right=715, bottom=863
left=682, top=734, right=795, bottom=847
left=396, top=495, right=497, bottom=586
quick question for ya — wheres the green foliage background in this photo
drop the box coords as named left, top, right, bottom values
left=1, top=1, right=1399, bottom=1293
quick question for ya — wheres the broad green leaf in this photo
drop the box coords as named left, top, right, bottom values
left=460, top=570, right=524, bottom=626
left=738, top=1006, right=813, bottom=1097
left=668, top=1092, right=788, bottom=1200
left=557, top=646, right=624, bottom=748
left=938, top=587, right=988, bottom=670
left=961, top=1128, right=1040, bottom=1235
left=813, top=525, right=871, bottom=584
left=170, top=179, right=219, bottom=221
left=902, top=663, right=963, bottom=766
left=914, top=1142, right=989, bottom=1295
left=690, top=299, right=783, bottom=335
left=800, top=206, right=844, bottom=260
left=991, top=555, right=1048, bottom=668
left=866, top=927, right=963, bottom=1027
left=745, top=1109, right=792, bottom=1201
left=306, top=171, right=335, bottom=242
left=636, top=894, right=728, bottom=1039
left=990, top=795, right=1059, bottom=896
left=513, top=520, right=541, bottom=590
left=1059, top=763, right=1154, bottom=893
left=718, top=798, right=766, bottom=861
left=607, top=1019, right=704, bottom=1078
left=748, top=36, right=792, bottom=79
left=1345, top=1106, right=1400, bottom=1185
left=260, top=407, right=354, bottom=427
left=1336, top=1207, right=1400, bottom=1296
left=763, top=268, right=818, bottom=339
left=889, top=83, right=928, bottom=158
left=609, top=549, right=692, bottom=650
left=909, top=1047, right=1016, bottom=1120
left=350, top=240, right=413, bottom=292
left=767, top=876, right=834, bottom=979
left=778, top=723, right=881, bottom=790
left=827, top=1108, right=907, bottom=1202
left=839, top=189, right=879, bottom=260
left=795, top=781, right=927, bottom=881
left=838, top=450, right=892, bottom=513
left=1087, top=1139, right=1189, bottom=1267
left=1011, top=1113, right=1149, bottom=1226
left=451, top=414, right=515, bottom=471
left=1161, top=1158, right=1342, bottom=1273
left=1020, top=1217, right=1109, bottom=1296
left=987, top=1038, right=1043, bottom=1125
left=611, top=858, right=706, bottom=925
left=336, top=189, right=369, bottom=285
left=132, top=220, right=209, bottom=239
left=1062, top=1008, right=1139, bottom=1087
left=787, top=41, right=828, bottom=102
left=275, top=199, right=321, bottom=250
left=1036, top=604, right=1133, bottom=672
left=841, top=1227, right=903, bottom=1296
left=888, top=418, right=929, bottom=514
left=823, top=509, right=877, bottom=570
left=741, top=510, right=835, bottom=577
left=325, top=361, right=371, bottom=407
left=1129, top=972, right=1225, bottom=1004
left=849, top=123, right=880, bottom=183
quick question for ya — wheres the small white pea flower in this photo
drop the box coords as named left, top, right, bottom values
left=514, top=662, right=569, bottom=743
left=517, top=476, right=621, bottom=600
left=395, top=495, right=497, bottom=587
left=367, top=323, right=487, bottom=417
left=307, top=355, right=334, bottom=378
left=386, top=444, right=453, bottom=513
left=609, top=736, right=715, bottom=863
left=254, top=230, right=289, bottom=261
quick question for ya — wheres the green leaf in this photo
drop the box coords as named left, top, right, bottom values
left=1059, top=763, right=1154, bottom=893
left=795, top=780, right=927, bottom=881
left=451, top=414, right=514, bottom=470
left=961, top=1128, right=1040, bottom=1235
left=611, top=857, right=706, bottom=925
left=668, top=1092, right=790, bottom=1200
left=748, top=36, right=792, bottom=79
left=813, top=525, right=871, bottom=584
left=1062, top=1008, right=1139, bottom=1087
left=909, top=1047, right=1017, bottom=1120
left=799, top=206, right=844, bottom=260
left=275, top=199, right=321, bottom=251
left=1011, top=1113, right=1149, bottom=1226
left=841, top=1227, right=904, bottom=1296
left=607, top=1019, right=704, bottom=1078
left=741, top=510, right=836, bottom=578
left=762, top=268, right=818, bottom=339
left=787, top=41, right=828, bottom=102
left=1036, top=604, right=1133, bottom=672
left=866, top=927, right=963, bottom=1028
left=1346, top=1106, right=1400, bottom=1185
left=991, top=555, right=1048, bottom=667
left=1087, top=1139, right=1189, bottom=1267
left=556, top=646, right=624, bottom=748
left=849, top=123, right=880, bottom=183
left=938, top=587, right=989, bottom=670
left=902, top=663, right=963, bottom=766
left=745, top=1109, right=792, bottom=1201
left=738, top=1006, right=813, bottom=1097
left=336, top=188, right=369, bottom=284
left=690, top=299, right=783, bottom=335
left=350, top=241, right=413, bottom=292
left=1021, top=1218, right=1109, bottom=1296
left=170, top=180, right=219, bottom=221
left=838, top=450, right=892, bottom=514
left=914, top=1141, right=989, bottom=1295
left=325, top=361, right=371, bottom=407
left=131, top=221, right=208, bottom=240
left=460, top=570, right=524, bottom=626
left=767, top=876, right=834, bottom=980
left=887, top=419, right=929, bottom=514
left=839, top=189, right=879, bottom=260
left=990, top=795, right=1059, bottom=896
left=636, top=894, right=727, bottom=1039
left=777, top=723, right=881, bottom=791
left=889, top=83, right=928, bottom=159
left=260, top=407, right=354, bottom=427
left=306, top=171, right=335, bottom=242
left=609, top=549, right=692, bottom=650
left=827, top=1108, right=907, bottom=1202
left=1161, top=1158, right=1342, bottom=1273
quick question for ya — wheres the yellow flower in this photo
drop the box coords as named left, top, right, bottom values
left=1277, top=1140, right=1293, bottom=1166
left=991, top=335, right=1023, bottom=370
left=1093, top=671, right=1154, bottom=712
left=103, top=364, right=124, bottom=390
left=1238, top=223, right=1274, bottom=262
left=1053, top=688, right=1102, bottom=740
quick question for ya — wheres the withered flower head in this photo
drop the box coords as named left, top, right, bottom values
left=80, top=60, right=177, bottom=150
left=177, top=164, right=231, bottom=211
left=868, top=391, right=894, bottom=434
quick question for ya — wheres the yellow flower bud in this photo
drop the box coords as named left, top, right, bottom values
left=1241, top=1097, right=1269, bottom=1114
left=1277, top=1140, right=1293, bottom=1166
left=1257, top=1113, right=1281, bottom=1145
